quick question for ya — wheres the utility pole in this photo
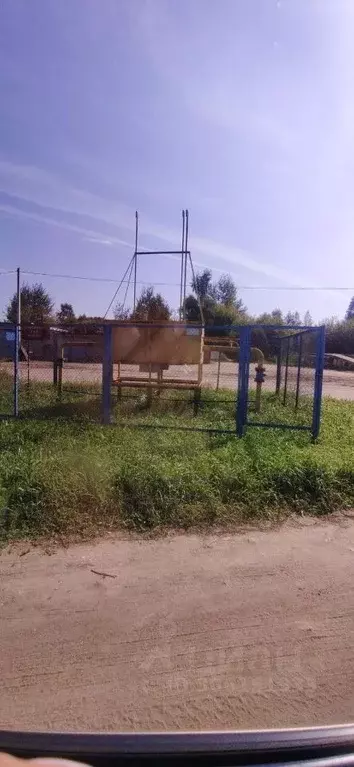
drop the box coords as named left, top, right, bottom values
left=133, top=211, right=138, bottom=311
left=14, top=267, right=21, bottom=416
left=17, top=267, right=21, bottom=329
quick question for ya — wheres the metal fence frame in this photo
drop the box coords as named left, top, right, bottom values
left=0, top=323, right=18, bottom=418
left=102, top=322, right=325, bottom=439
left=237, top=324, right=325, bottom=439
left=0, top=321, right=325, bottom=438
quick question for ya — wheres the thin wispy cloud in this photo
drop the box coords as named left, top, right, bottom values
left=0, top=201, right=132, bottom=250
left=83, top=236, right=114, bottom=246
left=0, top=159, right=307, bottom=286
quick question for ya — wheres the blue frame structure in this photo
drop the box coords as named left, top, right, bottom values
left=0, top=323, right=18, bottom=418
left=312, top=325, right=326, bottom=439
left=102, top=322, right=325, bottom=439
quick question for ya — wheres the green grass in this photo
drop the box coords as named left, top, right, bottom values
left=0, top=374, right=353, bottom=540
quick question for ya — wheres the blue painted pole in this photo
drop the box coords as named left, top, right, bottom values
left=275, top=340, right=282, bottom=395
left=102, top=324, right=112, bottom=425
left=236, top=326, right=250, bottom=437
left=312, top=325, right=325, bottom=439
left=14, top=323, right=19, bottom=417
left=14, top=268, right=21, bottom=417
left=236, top=329, right=245, bottom=436
left=242, top=326, right=251, bottom=430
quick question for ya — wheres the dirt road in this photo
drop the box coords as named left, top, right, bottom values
left=2, top=520, right=354, bottom=732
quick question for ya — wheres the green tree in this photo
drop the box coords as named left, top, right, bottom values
left=285, top=310, right=301, bottom=326
left=77, top=314, right=104, bottom=322
left=185, top=269, right=247, bottom=330
left=256, top=309, right=284, bottom=325
left=6, top=282, right=54, bottom=324
left=191, top=269, right=213, bottom=301
left=345, top=296, right=354, bottom=321
left=303, top=310, right=313, bottom=327
left=114, top=302, right=131, bottom=320
left=131, top=287, right=171, bottom=321
left=214, top=274, right=246, bottom=313
left=271, top=308, right=283, bottom=323
left=56, top=302, right=75, bottom=323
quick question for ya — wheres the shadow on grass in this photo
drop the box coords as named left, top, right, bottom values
left=20, top=398, right=102, bottom=422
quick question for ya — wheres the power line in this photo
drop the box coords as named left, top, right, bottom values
left=20, top=271, right=354, bottom=290
left=236, top=286, right=354, bottom=291
left=22, top=270, right=181, bottom=287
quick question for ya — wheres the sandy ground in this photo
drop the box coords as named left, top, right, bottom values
left=2, top=519, right=354, bottom=732
left=13, top=360, right=354, bottom=400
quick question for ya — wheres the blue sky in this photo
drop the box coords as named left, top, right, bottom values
left=1, top=0, right=354, bottom=321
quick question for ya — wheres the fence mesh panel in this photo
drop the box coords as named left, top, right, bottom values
left=0, top=321, right=323, bottom=435
left=247, top=327, right=318, bottom=429
left=111, top=324, right=239, bottom=431
left=19, top=325, right=103, bottom=421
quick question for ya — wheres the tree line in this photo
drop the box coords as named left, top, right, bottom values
left=5, top=276, right=354, bottom=354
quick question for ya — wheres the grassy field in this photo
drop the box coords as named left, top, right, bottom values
left=0, top=372, right=353, bottom=541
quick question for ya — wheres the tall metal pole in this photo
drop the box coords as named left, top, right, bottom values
left=183, top=208, right=189, bottom=318
left=17, top=267, right=21, bottom=329
left=179, top=210, right=185, bottom=320
left=133, top=211, right=138, bottom=311
left=14, top=267, right=21, bottom=417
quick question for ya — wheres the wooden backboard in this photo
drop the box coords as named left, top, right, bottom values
left=112, top=324, right=204, bottom=366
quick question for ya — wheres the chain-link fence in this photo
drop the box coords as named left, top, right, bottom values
left=0, top=321, right=325, bottom=437
left=18, top=324, right=104, bottom=421
left=109, top=323, right=239, bottom=432
left=245, top=327, right=323, bottom=433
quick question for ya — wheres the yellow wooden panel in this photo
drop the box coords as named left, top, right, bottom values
left=112, top=324, right=204, bottom=365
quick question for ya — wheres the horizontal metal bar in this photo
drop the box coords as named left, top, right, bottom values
left=108, top=322, right=323, bottom=331
left=246, top=421, right=311, bottom=431
left=110, top=321, right=203, bottom=329
left=280, top=328, right=317, bottom=340
left=135, top=250, right=191, bottom=256
left=114, top=394, right=235, bottom=404
left=6, top=321, right=323, bottom=332
left=113, top=422, right=237, bottom=435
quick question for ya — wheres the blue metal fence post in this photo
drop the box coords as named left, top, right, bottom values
left=275, top=340, right=282, bottom=395
left=14, top=323, right=19, bottom=417
left=242, top=326, right=251, bottom=431
left=312, top=325, right=325, bottom=439
left=236, top=326, right=250, bottom=437
left=102, top=324, right=112, bottom=425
